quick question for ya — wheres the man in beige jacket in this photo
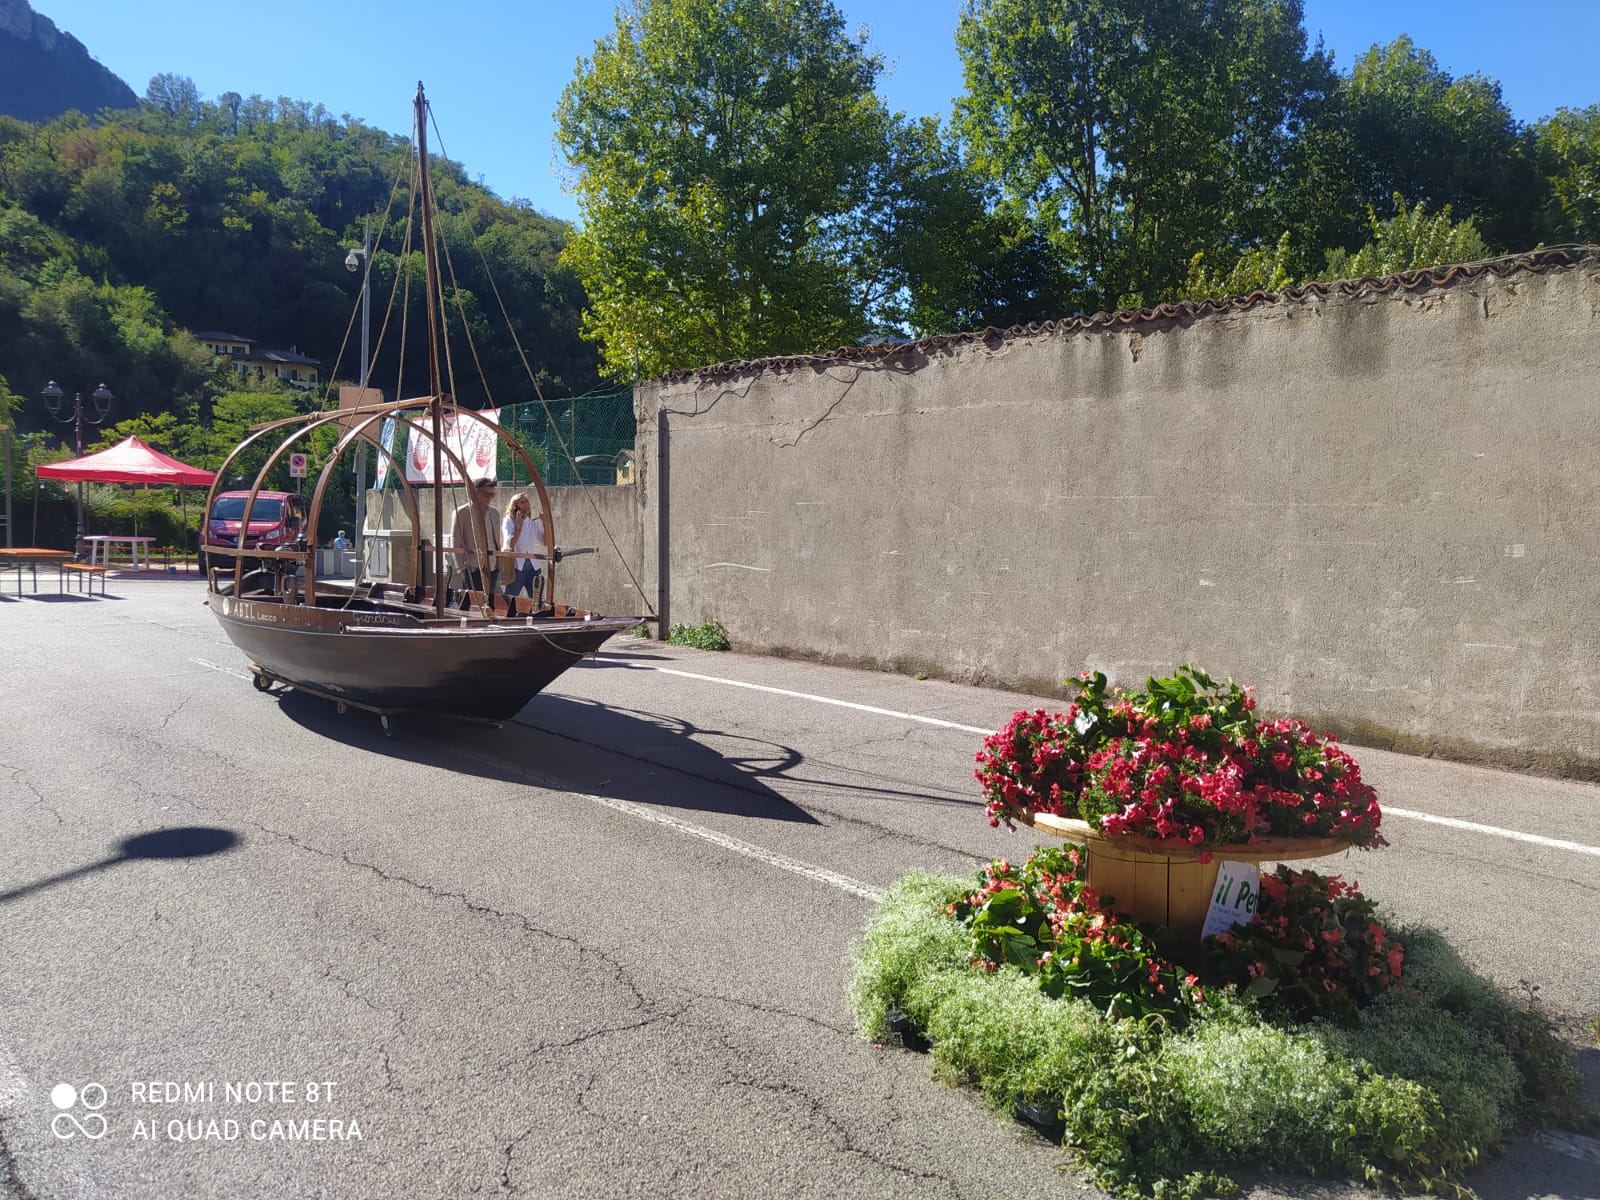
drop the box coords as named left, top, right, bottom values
left=449, top=477, right=502, bottom=596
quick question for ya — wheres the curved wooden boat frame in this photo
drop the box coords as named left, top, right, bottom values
left=202, top=397, right=561, bottom=613
left=202, top=84, right=646, bottom=729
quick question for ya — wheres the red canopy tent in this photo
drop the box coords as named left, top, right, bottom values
left=36, top=436, right=215, bottom=564
left=36, top=436, right=216, bottom=487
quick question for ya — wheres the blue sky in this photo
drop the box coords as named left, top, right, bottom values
left=36, top=0, right=1600, bottom=226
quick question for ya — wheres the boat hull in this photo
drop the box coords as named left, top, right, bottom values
left=212, top=595, right=638, bottom=720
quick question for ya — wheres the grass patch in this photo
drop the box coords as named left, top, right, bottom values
left=851, top=871, right=1597, bottom=1199
left=667, top=619, right=730, bottom=650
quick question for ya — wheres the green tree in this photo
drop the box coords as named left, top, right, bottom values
left=556, top=0, right=903, bottom=377
left=143, top=74, right=203, bottom=126
left=1181, top=198, right=1488, bottom=302
left=868, top=120, right=1077, bottom=335
left=1311, top=36, right=1536, bottom=253
left=1532, top=104, right=1600, bottom=243
left=1323, top=195, right=1489, bottom=279
left=1178, top=231, right=1296, bottom=302
left=954, top=0, right=1330, bottom=312
left=92, top=409, right=185, bottom=454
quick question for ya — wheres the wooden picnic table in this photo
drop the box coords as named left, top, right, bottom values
left=0, top=548, right=72, bottom=595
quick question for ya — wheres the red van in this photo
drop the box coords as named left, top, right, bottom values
left=201, top=490, right=306, bottom=569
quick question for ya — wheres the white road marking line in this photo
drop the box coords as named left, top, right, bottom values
left=581, top=790, right=885, bottom=903
left=626, top=665, right=994, bottom=734
left=201, top=653, right=1600, bottom=865
left=442, top=743, right=883, bottom=903
left=191, top=657, right=252, bottom=680
left=1382, top=806, right=1600, bottom=857
left=612, top=660, right=1600, bottom=858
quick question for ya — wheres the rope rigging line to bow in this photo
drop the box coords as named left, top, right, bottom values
left=424, top=106, right=658, bottom=618
left=316, top=146, right=413, bottom=414
left=292, top=85, right=658, bottom=622
left=422, top=104, right=501, bottom=412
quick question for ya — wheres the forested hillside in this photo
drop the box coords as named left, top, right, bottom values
left=0, top=80, right=598, bottom=438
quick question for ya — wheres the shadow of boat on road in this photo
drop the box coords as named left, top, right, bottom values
left=273, top=687, right=823, bottom=825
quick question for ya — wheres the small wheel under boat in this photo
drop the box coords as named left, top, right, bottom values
left=379, top=714, right=393, bottom=737
left=337, top=701, right=348, bottom=714
left=251, top=670, right=273, bottom=692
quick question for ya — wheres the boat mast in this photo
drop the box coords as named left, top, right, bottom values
left=415, top=82, right=447, bottom=617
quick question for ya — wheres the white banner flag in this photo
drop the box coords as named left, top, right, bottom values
left=402, top=407, right=501, bottom=484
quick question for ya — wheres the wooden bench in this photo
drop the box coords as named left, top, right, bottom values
left=59, top=562, right=109, bottom=596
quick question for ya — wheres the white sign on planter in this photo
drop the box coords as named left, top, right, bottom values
left=1200, top=860, right=1261, bottom=939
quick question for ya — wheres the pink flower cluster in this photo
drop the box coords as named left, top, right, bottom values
left=948, top=845, right=1208, bottom=1020
left=974, top=667, right=1385, bottom=850
left=1207, top=866, right=1405, bottom=1021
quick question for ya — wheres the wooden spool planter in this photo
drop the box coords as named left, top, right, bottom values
left=1021, top=812, right=1350, bottom=943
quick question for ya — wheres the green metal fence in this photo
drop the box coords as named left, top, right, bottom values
left=368, top=387, right=637, bottom=497
left=498, top=388, right=636, bottom=487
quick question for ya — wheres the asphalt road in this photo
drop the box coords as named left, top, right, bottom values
left=2, top=576, right=1597, bottom=1199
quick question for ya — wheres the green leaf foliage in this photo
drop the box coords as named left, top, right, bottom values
left=1532, top=104, right=1600, bottom=243
left=954, top=0, right=1332, bottom=312
left=1324, top=195, right=1489, bottom=279
left=0, top=84, right=598, bottom=440
left=666, top=619, right=731, bottom=651
left=557, top=0, right=979, bottom=374
left=1328, top=36, right=1538, bottom=253
left=1179, top=197, right=1489, bottom=302
left=1178, top=232, right=1296, bottom=302
left=852, top=874, right=1597, bottom=1198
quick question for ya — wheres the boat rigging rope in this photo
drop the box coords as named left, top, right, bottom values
left=318, top=96, right=657, bottom=621
left=425, top=105, right=658, bottom=618
left=317, top=147, right=412, bottom=413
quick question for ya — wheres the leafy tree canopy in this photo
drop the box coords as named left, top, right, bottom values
left=1322, top=35, right=1538, bottom=252
left=1179, top=198, right=1490, bottom=301
left=557, top=0, right=983, bottom=375
left=1532, top=104, right=1600, bottom=244
left=0, top=81, right=599, bottom=437
left=954, top=0, right=1332, bottom=312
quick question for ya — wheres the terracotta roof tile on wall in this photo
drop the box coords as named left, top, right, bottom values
left=657, top=245, right=1600, bottom=386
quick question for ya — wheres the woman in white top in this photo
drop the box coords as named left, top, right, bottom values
left=502, top=492, right=546, bottom=604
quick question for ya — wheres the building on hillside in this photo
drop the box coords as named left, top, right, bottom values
left=195, top=331, right=321, bottom=390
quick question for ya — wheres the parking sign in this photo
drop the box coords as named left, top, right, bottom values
left=289, top=453, right=308, bottom=478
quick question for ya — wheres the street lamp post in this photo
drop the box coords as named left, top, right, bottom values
left=3, top=414, right=13, bottom=550
left=41, top=379, right=113, bottom=541
left=345, top=220, right=372, bottom=570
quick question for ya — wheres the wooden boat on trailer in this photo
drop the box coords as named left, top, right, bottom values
left=204, top=84, right=646, bottom=731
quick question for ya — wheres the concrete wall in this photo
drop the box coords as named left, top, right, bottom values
left=639, top=252, right=1600, bottom=778
left=546, top=484, right=650, bottom=618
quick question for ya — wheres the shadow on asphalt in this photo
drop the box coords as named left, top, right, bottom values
left=272, top=687, right=825, bottom=825
left=525, top=691, right=982, bottom=814
left=580, top=646, right=674, bottom=662
left=0, top=826, right=241, bottom=904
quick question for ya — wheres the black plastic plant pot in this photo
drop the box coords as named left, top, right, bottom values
left=1013, top=1097, right=1066, bottom=1142
left=885, top=1007, right=932, bottom=1052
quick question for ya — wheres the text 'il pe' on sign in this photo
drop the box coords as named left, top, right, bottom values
left=1200, top=860, right=1260, bottom=940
